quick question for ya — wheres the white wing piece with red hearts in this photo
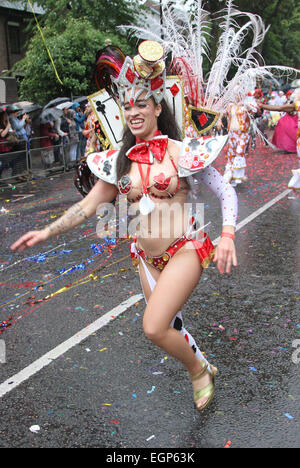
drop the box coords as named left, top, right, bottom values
left=177, top=135, right=228, bottom=178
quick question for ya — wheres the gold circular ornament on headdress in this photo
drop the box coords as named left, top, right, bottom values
left=133, top=40, right=165, bottom=79
left=138, top=40, right=164, bottom=63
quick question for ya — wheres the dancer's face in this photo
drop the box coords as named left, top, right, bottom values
left=123, top=90, right=161, bottom=141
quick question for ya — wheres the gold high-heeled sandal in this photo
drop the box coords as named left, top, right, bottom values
left=191, top=363, right=217, bottom=411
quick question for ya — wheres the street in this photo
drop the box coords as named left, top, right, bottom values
left=0, top=141, right=299, bottom=449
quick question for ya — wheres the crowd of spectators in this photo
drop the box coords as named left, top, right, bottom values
left=0, top=99, right=93, bottom=180
left=0, top=84, right=298, bottom=182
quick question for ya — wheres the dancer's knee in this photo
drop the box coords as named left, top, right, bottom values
left=143, top=316, right=166, bottom=344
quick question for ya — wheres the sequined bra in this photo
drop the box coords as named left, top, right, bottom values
left=117, top=155, right=180, bottom=203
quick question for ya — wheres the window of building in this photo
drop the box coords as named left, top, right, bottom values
left=8, top=22, right=21, bottom=55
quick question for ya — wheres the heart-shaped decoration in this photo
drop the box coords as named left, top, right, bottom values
left=153, top=172, right=166, bottom=185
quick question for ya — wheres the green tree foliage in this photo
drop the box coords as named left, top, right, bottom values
left=14, top=17, right=133, bottom=103
left=188, top=0, right=300, bottom=69
left=10, top=0, right=299, bottom=102
left=12, top=0, right=142, bottom=103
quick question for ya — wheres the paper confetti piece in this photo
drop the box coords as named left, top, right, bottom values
left=147, top=386, right=156, bottom=394
left=29, top=425, right=40, bottom=433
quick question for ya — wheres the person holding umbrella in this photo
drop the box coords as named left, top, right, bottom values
left=7, top=105, right=28, bottom=177
left=8, top=105, right=29, bottom=143
left=55, top=102, right=73, bottom=163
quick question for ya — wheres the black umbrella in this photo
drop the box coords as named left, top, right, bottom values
left=19, top=104, right=42, bottom=115
left=75, top=96, right=88, bottom=104
left=43, top=97, right=70, bottom=110
left=38, top=107, right=62, bottom=124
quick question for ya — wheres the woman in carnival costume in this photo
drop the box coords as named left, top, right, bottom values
left=10, top=0, right=297, bottom=411
left=10, top=40, right=238, bottom=412
left=260, top=88, right=300, bottom=190
left=269, top=89, right=298, bottom=155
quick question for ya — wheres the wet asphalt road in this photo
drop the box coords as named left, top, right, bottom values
left=0, top=141, right=299, bottom=449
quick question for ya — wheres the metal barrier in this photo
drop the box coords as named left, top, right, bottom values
left=0, top=132, right=87, bottom=184
left=0, top=139, right=29, bottom=182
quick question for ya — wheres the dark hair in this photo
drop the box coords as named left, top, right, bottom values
left=0, top=111, right=8, bottom=127
left=116, top=98, right=182, bottom=180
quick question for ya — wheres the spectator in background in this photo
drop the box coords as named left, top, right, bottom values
left=40, top=120, right=59, bottom=168
left=8, top=105, right=29, bottom=145
left=67, top=109, right=79, bottom=163
left=7, top=105, right=28, bottom=177
left=72, top=102, right=88, bottom=159
left=25, top=115, right=34, bottom=148
left=0, top=108, right=13, bottom=179
left=55, top=104, right=70, bottom=163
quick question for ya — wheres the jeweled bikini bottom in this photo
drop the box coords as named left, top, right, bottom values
left=130, top=234, right=215, bottom=272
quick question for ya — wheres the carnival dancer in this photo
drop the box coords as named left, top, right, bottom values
left=222, top=99, right=255, bottom=186
left=260, top=88, right=300, bottom=190
left=270, top=90, right=298, bottom=154
left=10, top=41, right=238, bottom=412
left=82, top=103, right=102, bottom=157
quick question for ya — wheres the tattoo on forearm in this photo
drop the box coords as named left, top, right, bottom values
left=47, top=203, right=89, bottom=234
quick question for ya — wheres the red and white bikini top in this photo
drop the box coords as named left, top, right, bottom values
left=87, top=132, right=238, bottom=226
left=118, top=152, right=181, bottom=203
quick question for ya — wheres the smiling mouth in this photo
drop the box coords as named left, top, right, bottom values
left=130, top=119, right=144, bottom=128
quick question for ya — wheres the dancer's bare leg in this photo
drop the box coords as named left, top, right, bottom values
left=139, top=245, right=216, bottom=408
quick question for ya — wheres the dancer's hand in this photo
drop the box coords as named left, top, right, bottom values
left=10, top=228, right=50, bottom=253
left=213, top=237, right=237, bottom=274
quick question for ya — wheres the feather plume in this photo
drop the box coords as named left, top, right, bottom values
left=94, top=46, right=126, bottom=96
left=121, top=0, right=211, bottom=107
left=119, top=0, right=298, bottom=120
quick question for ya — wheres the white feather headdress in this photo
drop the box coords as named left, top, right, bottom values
left=121, top=0, right=297, bottom=115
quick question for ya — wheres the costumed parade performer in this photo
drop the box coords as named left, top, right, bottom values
left=270, top=89, right=298, bottom=155
left=260, top=88, right=300, bottom=190
left=10, top=39, right=238, bottom=412
left=222, top=98, right=254, bottom=186
left=125, top=0, right=297, bottom=187
left=10, top=0, right=298, bottom=412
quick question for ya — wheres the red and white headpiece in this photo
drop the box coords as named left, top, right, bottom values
left=95, top=40, right=166, bottom=106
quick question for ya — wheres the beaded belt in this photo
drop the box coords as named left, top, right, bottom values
left=131, top=234, right=215, bottom=272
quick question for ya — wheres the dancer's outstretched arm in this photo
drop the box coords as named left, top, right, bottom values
left=260, top=102, right=295, bottom=113
left=10, top=179, right=118, bottom=252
